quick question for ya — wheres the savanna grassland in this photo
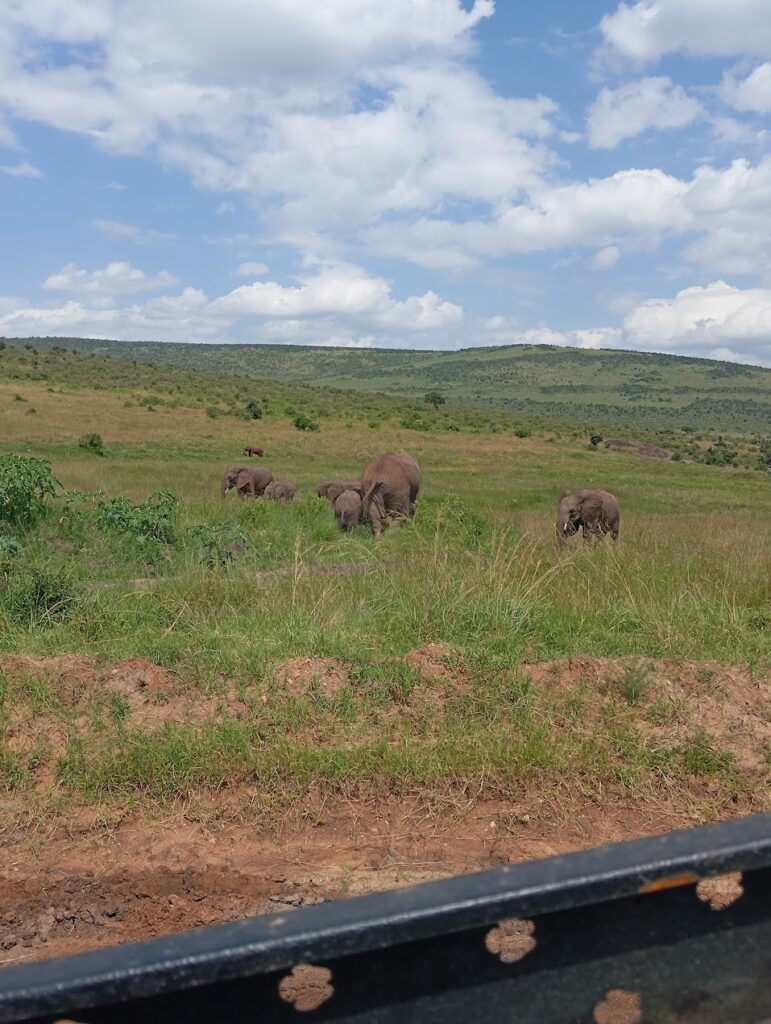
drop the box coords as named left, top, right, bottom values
left=0, top=339, right=769, bottom=962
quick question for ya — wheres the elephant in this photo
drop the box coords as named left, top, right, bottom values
left=315, top=480, right=361, bottom=502
left=555, top=489, right=620, bottom=545
left=264, top=479, right=295, bottom=502
left=333, top=489, right=363, bottom=532
left=221, top=465, right=273, bottom=499
left=242, top=445, right=265, bottom=458
left=360, top=452, right=421, bottom=537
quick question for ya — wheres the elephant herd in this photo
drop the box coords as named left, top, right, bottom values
left=221, top=452, right=423, bottom=537
left=223, top=452, right=620, bottom=544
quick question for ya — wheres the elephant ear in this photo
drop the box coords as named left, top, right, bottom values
left=579, top=493, right=602, bottom=518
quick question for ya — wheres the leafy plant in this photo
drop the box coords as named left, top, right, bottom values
left=703, top=437, right=737, bottom=467
left=78, top=433, right=106, bottom=456
left=515, top=428, right=532, bottom=439
left=187, top=522, right=248, bottom=567
left=0, top=456, right=60, bottom=531
left=244, top=400, right=263, bottom=420
left=589, top=434, right=604, bottom=447
left=0, top=535, right=22, bottom=569
left=97, top=491, right=178, bottom=545
left=293, top=413, right=319, bottom=432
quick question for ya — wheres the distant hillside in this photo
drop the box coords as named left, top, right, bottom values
left=4, top=336, right=771, bottom=432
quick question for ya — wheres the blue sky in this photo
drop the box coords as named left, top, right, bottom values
left=1, top=0, right=770, bottom=365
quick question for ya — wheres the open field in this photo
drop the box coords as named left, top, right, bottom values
left=0, top=345, right=769, bottom=964
left=6, top=335, right=771, bottom=432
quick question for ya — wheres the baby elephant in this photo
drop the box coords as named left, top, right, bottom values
left=264, top=479, right=295, bottom=502
left=315, top=480, right=361, bottom=501
left=556, top=489, right=620, bottom=545
left=334, top=489, right=363, bottom=532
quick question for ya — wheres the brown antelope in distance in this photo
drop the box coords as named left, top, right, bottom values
left=242, top=445, right=265, bottom=458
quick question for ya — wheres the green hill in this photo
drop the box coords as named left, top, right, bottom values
left=3, top=336, right=770, bottom=433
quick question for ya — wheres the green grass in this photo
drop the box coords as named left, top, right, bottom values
left=0, top=345, right=768, bottom=816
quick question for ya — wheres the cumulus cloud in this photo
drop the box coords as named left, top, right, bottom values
left=43, top=261, right=178, bottom=295
left=0, top=160, right=43, bottom=178
left=587, top=77, right=701, bottom=148
left=212, top=262, right=463, bottom=330
left=600, top=0, right=771, bottom=62
left=623, top=280, right=771, bottom=362
left=720, top=63, right=771, bottom=113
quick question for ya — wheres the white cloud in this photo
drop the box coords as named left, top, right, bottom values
left=43, top=261, right=178, bottom=294
left=623, top=280, right=771, bottom=361
left=593, top=245, right=620, bottom=269
left=587, top=77, right=701, bottom=148
left=0, top=160, right=43, bottom=178
left=104, top=181, right=127, bottom=190
left=212, top=261, right=463, bottom=330
left=234, top=261, right=269, bottom=277
left=216, top=201, right=235, bottom=215
left=92, top=219, right=177, bottom=245
left=600, top=0, right=771, bottom=62
left=721, top=63, right=771, bottom=113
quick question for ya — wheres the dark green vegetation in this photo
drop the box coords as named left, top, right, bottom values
left=6, top=335, right=771, bottom=432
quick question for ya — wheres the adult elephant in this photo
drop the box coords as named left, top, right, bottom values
left=555, top=489, right=620, bottom=545
left=221, top=465, right=273, bottom=499
left=315, top=480, right=361, bottom=502
left=360, top=453, right=421, bottom=537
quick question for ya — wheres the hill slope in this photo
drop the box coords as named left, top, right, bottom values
left=4, top=336, right=771, bottom=432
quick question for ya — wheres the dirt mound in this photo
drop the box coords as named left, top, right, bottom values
left=276, top=658, right=350, bottom=698
left=404, top=643, right=468, bottom=708
left=0, top=655, right=249, bottom=730
left=605, top=439, right=671, bottom=459
left=523, top=657, right=771, bottom=773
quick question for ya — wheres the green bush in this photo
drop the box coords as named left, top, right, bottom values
left=186, top=522, right=248, bottom=567
left=78, top=433, right=105, bottom=456
left=0, top=535, right=22, bottom=569
left=293, top=413, right=320, bottom=432
left=97, top=491, right=178, bottom=545
left=2, top=566, right=76, bottom=627
left=515, top=429, right=532, bottom=439
left=244, top=400, right=262, bottom=420
left=703, top=437, right=737, bottom=467
left=0, top=456, right=60, bottom=531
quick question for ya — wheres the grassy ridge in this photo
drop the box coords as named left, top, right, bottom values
left=4, top=335, right=770, bottom=432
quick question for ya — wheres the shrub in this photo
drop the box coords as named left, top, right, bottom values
left=13, top=394, right=26, bottom=403
left=293, top=413, right=319, bottom=432
left=703, top=437, right=737, bottom=467
left=0, top=536, right=22, bottom=569
left=515, top=428, right=532, bottom=439
left=589, top=434, right=603, bottom=447
left=2, top=566, right=76, bottom=627
left=187, top=523, right=248, bottom=567
left=97, top=491, right=178, bottom=545
left=244, top=400, right=262, bottom=420
left=78, top=433, right=105, bottom=456
left=205, top=406, right=222, bottom=419
left=400, top=413, right=430, bottom=431
left=0, top=456, right=60, bottom=531
left=424, top=391, right=445, bottom=409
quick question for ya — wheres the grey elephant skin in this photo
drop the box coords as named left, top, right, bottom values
left=361, top=453, right=421, bottom=537
left=315, top=480, right=362, bottom=502
left=556, top=489, right=620, bottom=544
left=333, top=489, right=363, bottom=531
left=264, top=479, right=295, bottom=502
left=221, top=465, right=273, bottom=499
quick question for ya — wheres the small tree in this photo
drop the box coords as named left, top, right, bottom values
left=293, top=413, right=319, bottom=432
left=78, top=433, right=105, bottom=456
left=0, top=455, right=60, bottom=531
left=424, top=391, right=445, bottom=409
left=244, top=400, right=262, bottom=420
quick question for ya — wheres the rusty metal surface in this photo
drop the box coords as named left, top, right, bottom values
left=1, top=813, right=770, bottom=1023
